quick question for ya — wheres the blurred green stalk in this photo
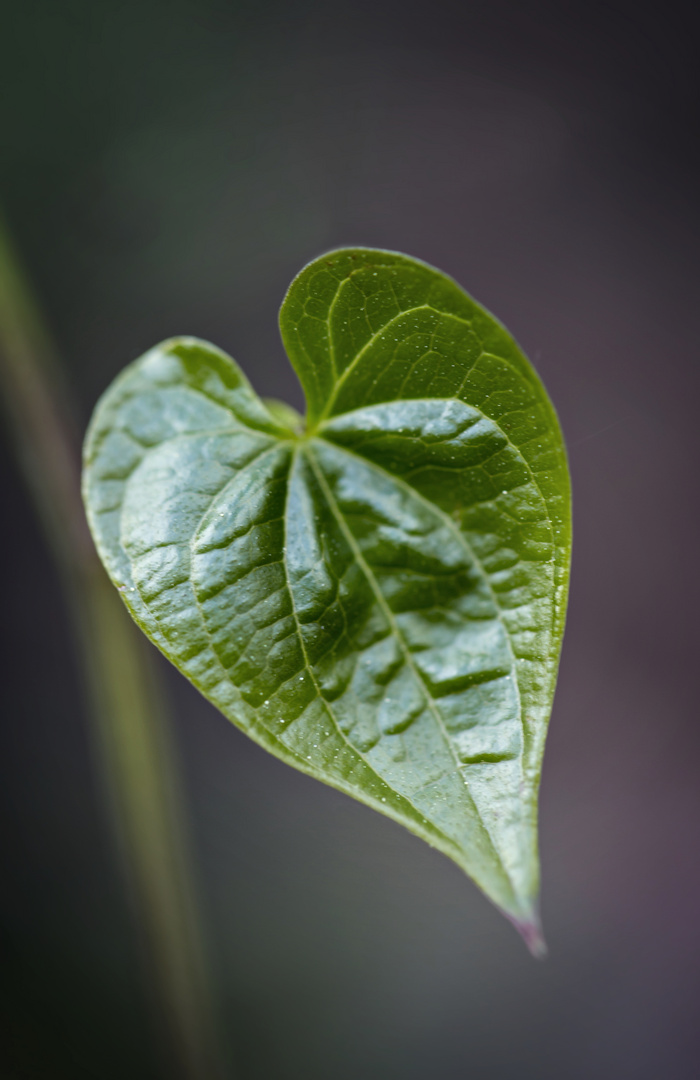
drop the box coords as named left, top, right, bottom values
left=0, top=219, right=226, bottom=1080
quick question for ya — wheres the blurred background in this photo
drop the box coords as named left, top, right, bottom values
left=2, top=0, right=700, bottom=1077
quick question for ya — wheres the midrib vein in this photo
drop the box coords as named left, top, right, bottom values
left=303, top=443, right=516, bottom=899
left=282, top=448, right=462, bottom=858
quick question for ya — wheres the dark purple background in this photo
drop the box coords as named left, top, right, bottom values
left=2, top=1, right=700, bottom=1076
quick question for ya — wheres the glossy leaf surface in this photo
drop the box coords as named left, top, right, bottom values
left=83, top=249, right=571, bottom=950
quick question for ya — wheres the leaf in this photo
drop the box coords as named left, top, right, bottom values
left=83, top=248, right=571, bottom=953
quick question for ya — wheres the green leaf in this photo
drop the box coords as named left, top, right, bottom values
left=83, top=249, right=571, bottom=953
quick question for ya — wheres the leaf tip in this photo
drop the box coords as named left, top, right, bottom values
left=505, top=910, right=548, bottom=960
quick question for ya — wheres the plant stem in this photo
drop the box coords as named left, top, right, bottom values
left=0, top=219, right=226, bottom=1080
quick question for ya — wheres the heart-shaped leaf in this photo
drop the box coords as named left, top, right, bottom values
left=83, top=249, right=571, bottom=953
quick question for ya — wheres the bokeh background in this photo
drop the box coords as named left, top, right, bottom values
left=2, top=1, right=700, bottom=1077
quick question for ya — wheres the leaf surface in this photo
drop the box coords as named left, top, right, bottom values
left=83, top=249, right=571, bottom=951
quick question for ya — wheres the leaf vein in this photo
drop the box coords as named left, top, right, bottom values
left=305, top=442, right=516, bottom=895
